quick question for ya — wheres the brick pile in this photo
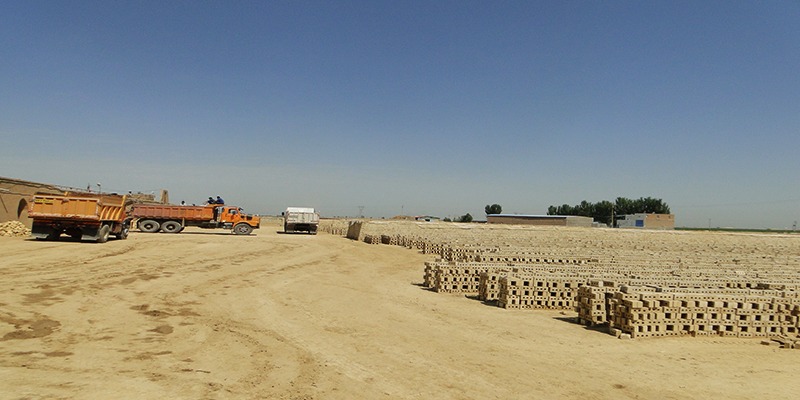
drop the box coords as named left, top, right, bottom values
left=0, top=221, right=30, bottom=237
left=576, top=282, right=800, bottom=341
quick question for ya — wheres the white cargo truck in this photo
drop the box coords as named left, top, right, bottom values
left=283, top=207, right=319, bottom=234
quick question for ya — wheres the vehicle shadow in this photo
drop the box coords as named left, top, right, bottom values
left=131, top=231, right=253, bottom=237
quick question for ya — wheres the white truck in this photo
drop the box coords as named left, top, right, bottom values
left=283, top=207, right=319, bottom=234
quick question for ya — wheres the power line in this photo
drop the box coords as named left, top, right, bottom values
left=674, top=198, right=800, bottom=208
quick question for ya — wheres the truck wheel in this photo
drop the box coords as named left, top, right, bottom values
left=161, top=221, right=182, bottom=233
left=66, top=228, right=83, bottom=240
left=116, top=224, right=129, bottom=240
left=46, top=229, right=62, bottom=241
left=233, top=223, right=253, bottom=235
left=96, top=225, right=110, bottom=243
left=138, top=219, right=160, bottom=233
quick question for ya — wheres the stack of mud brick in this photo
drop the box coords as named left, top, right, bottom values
left=576, top=282, right=800, bottom=339
left=399, top=236, right=426, bottom=250
left=478, top=269, right=511, bottom=301
left=476, top=253, right=594, bottom=266
left=497, top=272, right=586, bottom=310
left=575, top=280, right=618, bottom=325
left=440, top=246, right=495, bottom=262
left=423, top=260, right=450, bottom=288
left=380, top=234, right=400, bottom=245
left=363, top=234, right=381, bottom=244
left=427, top=262, right=512, bottom=294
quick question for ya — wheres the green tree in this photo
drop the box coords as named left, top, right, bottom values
left=548, top=196, right=671, bottom=225
left=456, top=213, right=473, bottom=223
left=594, top=200, right=614, bottom=225
left=485, top=204, right=502, bottom=215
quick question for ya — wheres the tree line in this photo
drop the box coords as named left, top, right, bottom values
left=547, top=197, right=671, bottom=225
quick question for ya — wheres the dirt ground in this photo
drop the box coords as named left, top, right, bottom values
left=1, top=222, right=799, bottom=400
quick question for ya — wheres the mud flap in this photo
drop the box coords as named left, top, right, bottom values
left=31, top=223, right=54, bottom=240
left=80, top=227, right=102, bottom=241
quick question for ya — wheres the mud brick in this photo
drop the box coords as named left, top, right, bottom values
left=641, top=299, right=659, bottom=309
left=692, top=321, right=711, bottom=333
left=781, top=326, right=799, bottom=336
left=691, top=329, right=713, bottom=337
left=623, top=299, right=644, bottom=309
left=764, top=324, right=782, bottom=336
left=693, top=309, right=712, bottom=321
left=638, top=292, right=662, bottom=300
left=659, top=299, right=673, bottom=307
left=616, top=290, right=640, bottom=300
left=661, top=307, right=681, bottom=318
left=629, top=326, right=651, bottom=338
left=751, top=325, right=770, bottom=337
left=663, top=324, right=682, bottom=336
left=707, top=300, right=724, bottom=308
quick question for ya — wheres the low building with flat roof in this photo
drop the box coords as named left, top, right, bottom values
left=616, top=213, right=675, bottom=230
left=486, top=214, right=593, bottom=227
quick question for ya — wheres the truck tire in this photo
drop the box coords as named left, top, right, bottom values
left=66, top=228, right=83, bottom=240
left=233, top=223, right=253, bottom=235
left=139, top=219, right=160, bottom=233
left=96, top=224, right=110, bottom=243
left=115, top=222, right=130, bottom=240
left=161, top=220, right=182, bottom=233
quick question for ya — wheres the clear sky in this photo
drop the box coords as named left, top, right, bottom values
left=2, top=1, right=799, bottom=228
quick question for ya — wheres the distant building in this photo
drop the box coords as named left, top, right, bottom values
left=0, top=176, right=63, bottom=227
left=486, top=214, right=593, bottom=227
left=616, top=213, right=675, bottom=230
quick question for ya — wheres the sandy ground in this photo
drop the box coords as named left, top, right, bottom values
left=1, top=222, right=799, bottom=400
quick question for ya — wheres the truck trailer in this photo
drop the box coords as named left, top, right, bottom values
left=29, top=193, right=131, bottom=243
left=283, top=207, right=319, bottom=234
left=131, top=204, right=260, bottom=235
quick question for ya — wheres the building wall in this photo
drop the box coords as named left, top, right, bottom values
left=644, top=213, right=675, bottom=229
left=486, top=215, right=593, bottom=227
left=617, top=213, right=675, bottom=230
left=0, top=177, right=63, bottom=227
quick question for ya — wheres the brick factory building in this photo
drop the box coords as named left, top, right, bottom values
left=486, top=214, right=593, bottom=227
left=616, top=213, right=675, bottom=229
left=0, top=176, right=63, bottom=227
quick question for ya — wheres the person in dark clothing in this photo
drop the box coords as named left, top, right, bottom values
left=216, top=196, right=225, bottom=205
left=207, top=197, right=216, bottom=204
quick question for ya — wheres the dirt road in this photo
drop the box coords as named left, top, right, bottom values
left=1, top=225, right=798, bottom=399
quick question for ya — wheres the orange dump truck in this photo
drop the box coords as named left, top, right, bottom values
left=29, top=193, right=131, bottom=243
left=130, top=204, right=260, bottom=235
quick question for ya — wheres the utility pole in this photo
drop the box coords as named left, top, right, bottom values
left=357, top=206, right=365, bottom=218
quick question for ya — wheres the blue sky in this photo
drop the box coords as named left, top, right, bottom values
left=1, top=1, right=799, bottom=228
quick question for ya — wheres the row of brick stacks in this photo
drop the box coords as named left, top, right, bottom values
left=328, top=220, right=800, bottom=341
left=577, top=281, right=800, bottom=342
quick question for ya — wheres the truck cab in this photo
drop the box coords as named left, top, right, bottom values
left=211, top=205, right=261, bottom=234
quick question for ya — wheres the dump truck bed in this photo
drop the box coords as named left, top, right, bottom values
left=130, top=205, right=214, bottom=221
left=29, top=194, right=127, bottom=222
